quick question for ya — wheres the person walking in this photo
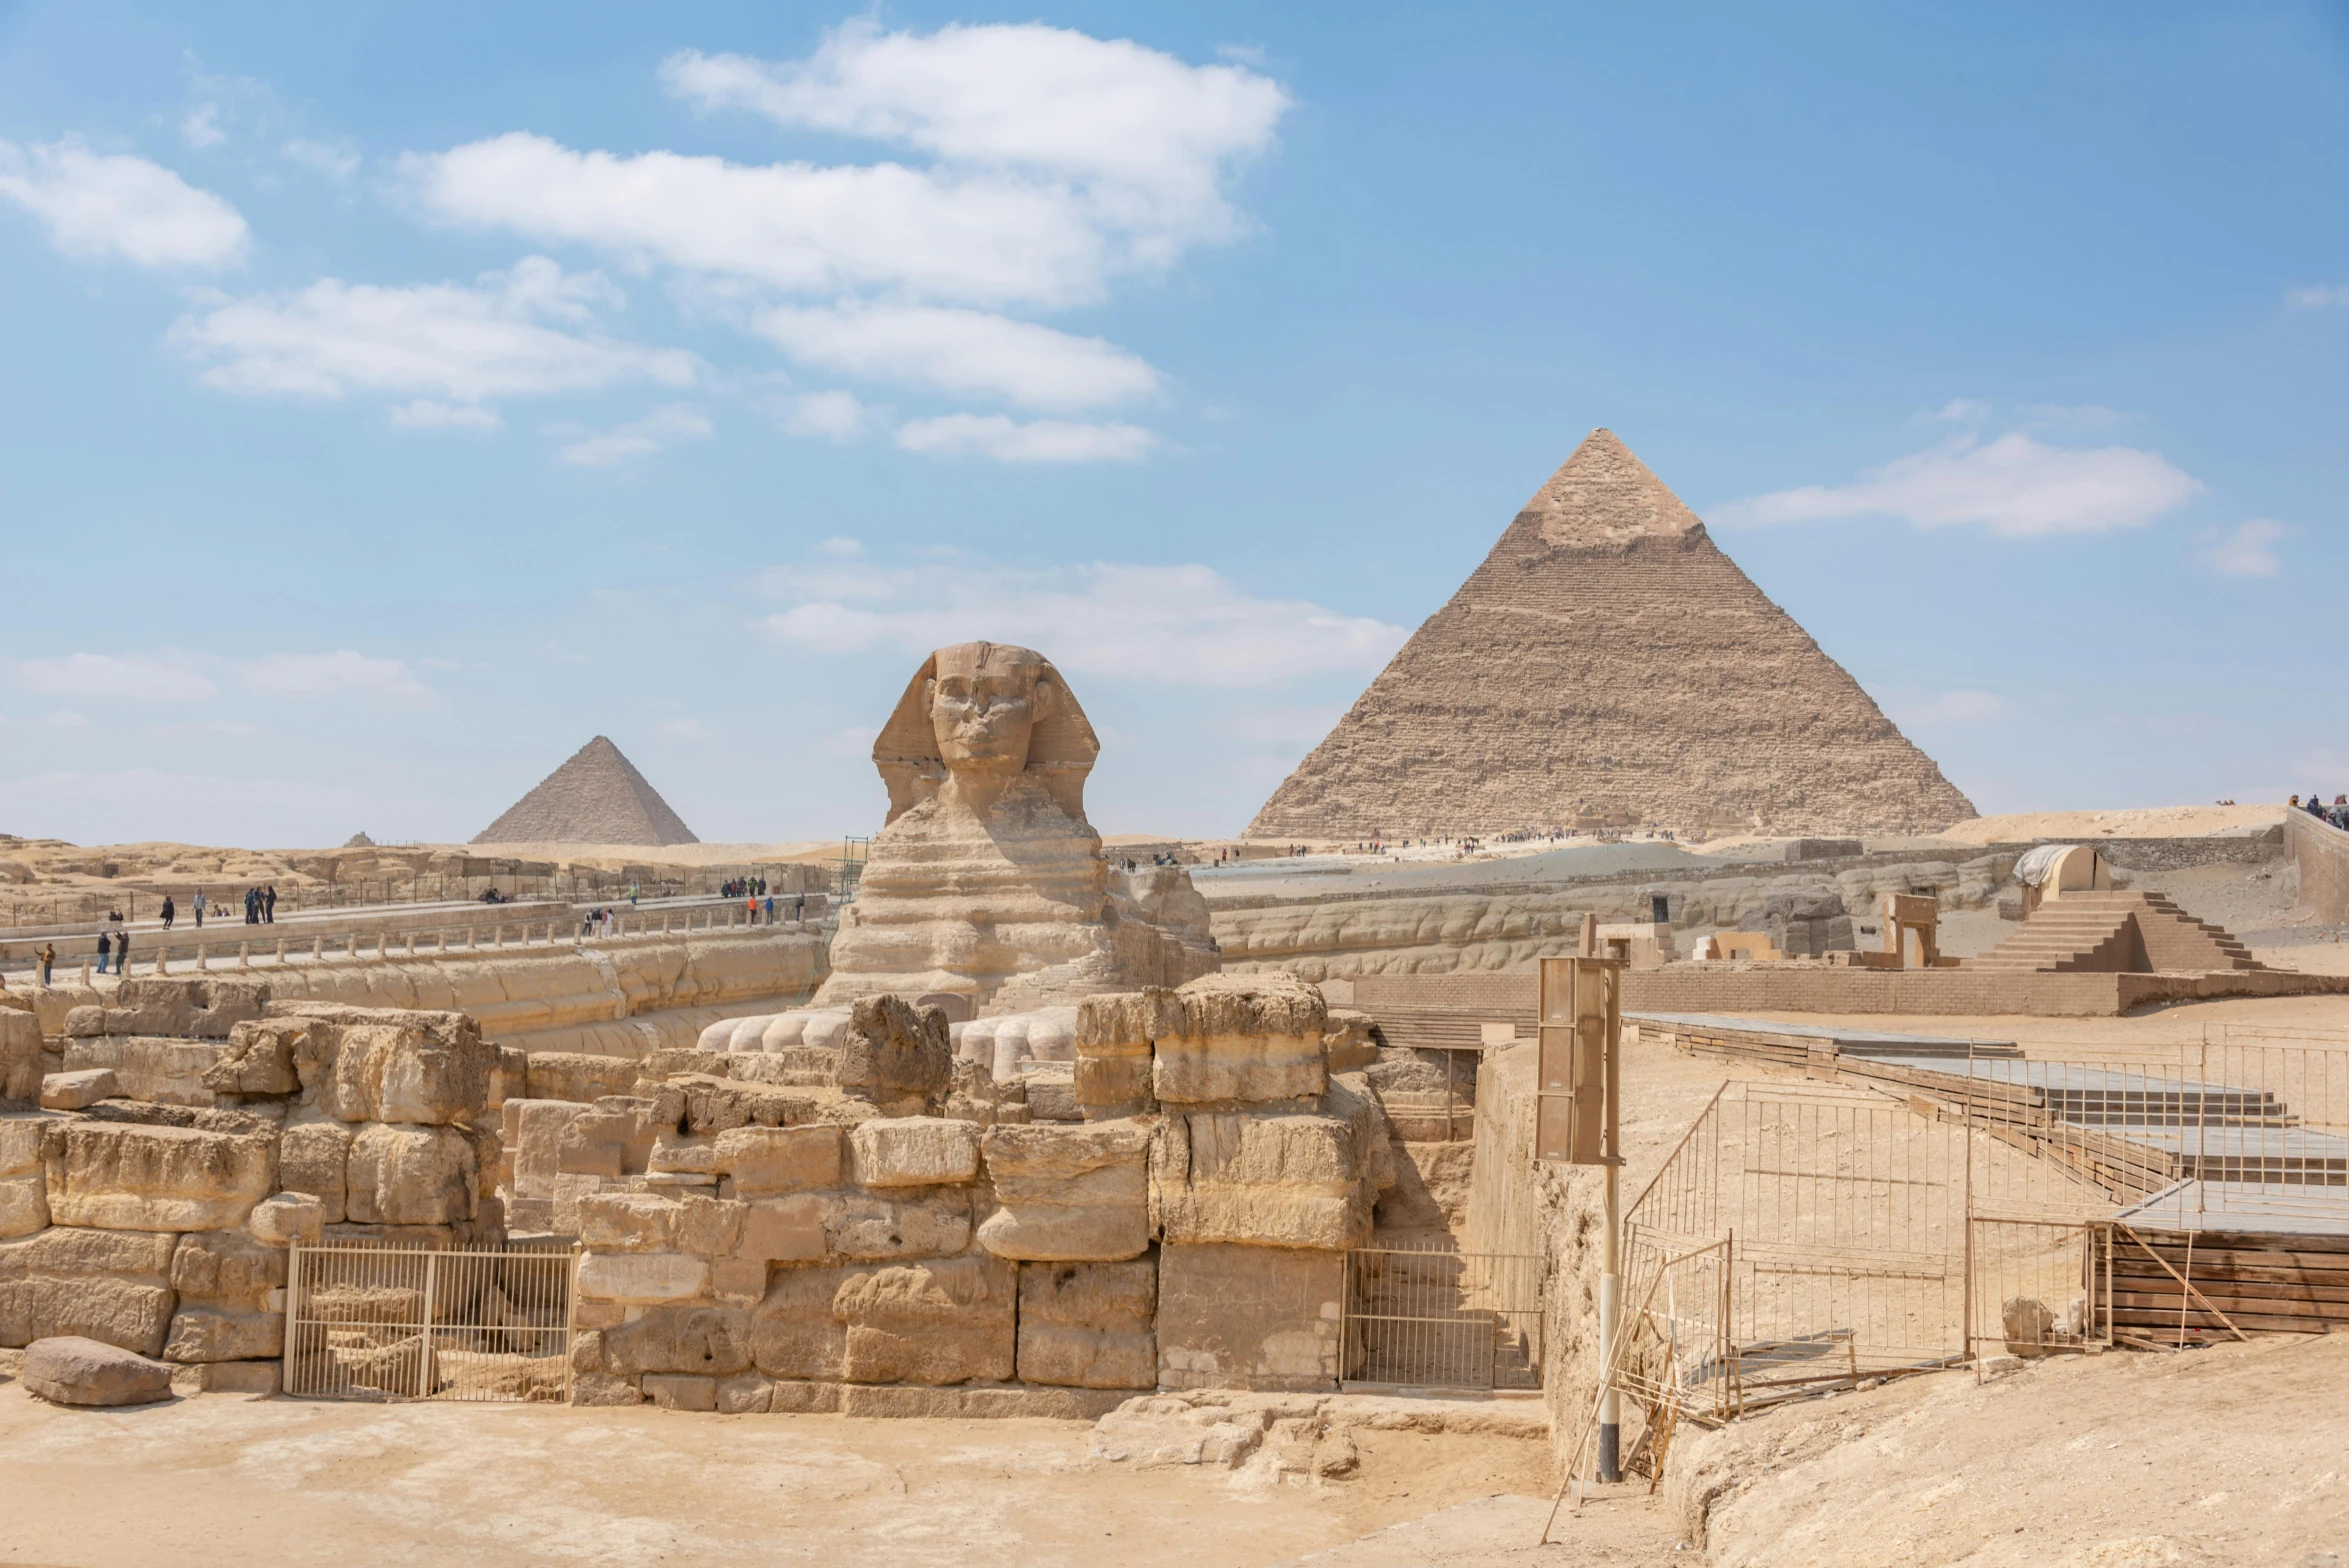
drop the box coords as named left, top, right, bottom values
left=264, top=884, right=277, bottom=923
left=193, top=889, right=206, bottom=928
left=116, top=929, right=129, bottom=973
left=161, top=895, right=176, bottom=930
left=39, top=942, right=55, bottom=987
left=794, top=893, right=805, bottom=922
left=96, top=931, right=111, bottom=975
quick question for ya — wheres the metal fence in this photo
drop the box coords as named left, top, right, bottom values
left=1342, top=1244, right=1543, bottom=1391
left=283, top=1242, right=578, bottom=1403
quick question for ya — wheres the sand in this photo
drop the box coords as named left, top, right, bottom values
left=0, top=1386, right=1642, bottom=1568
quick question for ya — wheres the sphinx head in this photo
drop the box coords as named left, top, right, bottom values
left=872, top=642, right=1099, bottom=823
left=926, top=642, right=1056, bottom=779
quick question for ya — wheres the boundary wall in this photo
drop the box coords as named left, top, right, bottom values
left=2288, top=810, right=2349, bottom=926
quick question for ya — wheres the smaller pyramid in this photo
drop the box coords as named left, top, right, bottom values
left=472, top=737, right=699, bottom=846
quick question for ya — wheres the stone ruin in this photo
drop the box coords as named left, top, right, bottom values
left=513, top=970, right=1398, bottom=1413
left=2, top=981, right=505, bottom=1395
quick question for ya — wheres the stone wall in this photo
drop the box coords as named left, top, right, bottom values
left=539, top=978, right=1403, bottom=1411
left=2, top=993, right=503, bottom=1394
left=2287, top=811, right=2349, bottom=926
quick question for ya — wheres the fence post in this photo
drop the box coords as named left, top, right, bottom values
left=564, top=1243, right=583, bottom=1405
left=281, top=1240, right=301, bottom=1397
left=417, top=1251, right=439, bottom=1400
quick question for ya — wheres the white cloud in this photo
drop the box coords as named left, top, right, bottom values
left=405, top=132, right=1107, bottom=308
left=2200, top=518, right=2286, bottom=578
left=661, top=22, right=1289, bottom=267
left=181, top=105, right=226, bottom=149
left=555, top=403, right=713, bottom=466
left=390, top=399, right=503, bottom=430
left=757, top=554, right=1405, bottom=689
left=43, top=711, right=92, bottom=728
left=782, top=390, right=875, bottom=442
left=0, top=138, right=247, bottom=267
left=1927, top=398, right=1991, bottom=424
left=755, top=302, right=1157, bottom=410
left=1714, top=431, right=2201, bottom=538
left=657, top=718, right=716, bottom=741
left=281, top=138, right=360, bottom=181
left=894, top=413, right=1154, bottom=464
left=2287, top=284, right=2349, bottom=308
left=815, top=536, right=864, bottom=557
left=170, top=255, right=695, bottom=415
left=1881, top=689, right=2007, bottom=725
left=15, top=653, right=219, bottom=701
left=240, top=651, right=430, bottom=701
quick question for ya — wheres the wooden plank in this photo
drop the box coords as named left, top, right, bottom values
left=2111, top=1289, right=2349, bottom=1322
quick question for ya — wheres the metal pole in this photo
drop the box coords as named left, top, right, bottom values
left=1598, top=962, right=1622, bottom=1484
left=281, top=1239, right=301, bottom=1396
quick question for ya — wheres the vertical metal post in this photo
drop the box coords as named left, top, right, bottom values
left=417, top=1250, right=439, bottom=1400
left=563, top=1243, right=582, bottom=1404
left=1598, top=957, right=1621, bottom=1482
left=281, top=1240, right=302, bottom=1396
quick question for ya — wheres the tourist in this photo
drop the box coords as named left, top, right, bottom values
left=264, top=885, right=277, bottom=922
left=762, top=894, right=775, bottom=924
left=117, top=930, right=129, bottom=971
left=794, top=893, right=805, bottom=922
left=161, top=895, right=176, bottom=930
left=193, top=889, right=206, bottom=928
left=39, top=942, right=55, bottom=986
left=96, top=931, right=111, bottom=975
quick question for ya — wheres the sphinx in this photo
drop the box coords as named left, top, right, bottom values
left=813, top=641, right=1217, bottom=1019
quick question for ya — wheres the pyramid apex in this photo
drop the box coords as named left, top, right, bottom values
left=1513, top=428, right=1705, bottom=549
left=472, top=734, right=699, bottom=846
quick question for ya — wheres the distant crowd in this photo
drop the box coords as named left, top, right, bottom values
left=2294, top=794, right=2349, bottom=831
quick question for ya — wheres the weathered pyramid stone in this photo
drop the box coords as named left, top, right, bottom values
left=1246, top=430, right=1976, bottom=841
left=473, top=737, right=699, bottom=846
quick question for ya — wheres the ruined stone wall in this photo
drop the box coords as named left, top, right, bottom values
left=2287, top=811, right=2349, bottom=926
left=2, top=994, right=503, bottom=1394
left=531, top=978, right=1404, bottom=1411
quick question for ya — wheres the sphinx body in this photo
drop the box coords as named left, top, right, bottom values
left=812, top=641, right=1216, bottom=1018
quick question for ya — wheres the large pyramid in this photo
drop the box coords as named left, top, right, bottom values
left=1246, top=430, right=1976, bottom=841
left=472, top=736, right=700, bottom=846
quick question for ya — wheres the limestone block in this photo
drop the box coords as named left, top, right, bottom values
left=736, top=1195, right=828, bottom=1265
left=602, top=1303, right=751, bottom=1378
left=1075, top=989, right=1181, bottom=1057
left=576, top=1252, right=709, bottom=1304
left=834, top=996, right=950, bottom=1112
left=835, top=1254, right=1016, bottom=1385
left=248, top=1192, right=324, bottom=1248
left=651, top=1078, right=826, bottom=1137
left=174, top=1359, right=279, bottom=1396
left=44, top=1120, right=277, bottom=1232
left=749, top=1265, right=850, bottom=1380
left=42, top=1069, right=118, bottom=1111
left=170, top=1230, right=284, bottom=1307
left=343, top=1123, right=477, bottom=1228
left=506, top=1099, right=591, bottom=1200
left=847, top=1383, right=1130, bottom=1421
left=277, top=1121, right=352, bottom=1224
left=1151, top=1112, right=1372, bottom=1252
left=164, top=1307, right=282, bottom=1363
left=556, top=1100, right=657, bottom=1178
left=1072, top=1056, right=1154, bottom=1119
left=0, top=1115, right=44, bottom=1178
left=324, top=1014, right=492, bottom=1126
left=977, top=1121, right=1150, bottom=1262
left=1153, top=972, right=1328, bottom=1106
left=0, top=1228, right=178, bottom=1356
left=112, top=976, right=269, bottom=1039
left=712, top=1125, right=841, bottom=1197
left=523, top=1053, right=642, bottom=1105
left=1156, top=1242, right=1343, bottom=1393
left=21, top=1335, right=174, bottom=1406
left=202, top=1020, right=305, bottom=1097
left=570, top=1372, right=644, bottom=1406
left=649, top=1131, right=719, bottom=1176
left=1, top=1009, right=41, bottom=1107
left=1017, top=1259, right=1156, bottom=1389
left=849, top=1116, right=981, bottom=1188
left=769, top=1378, right=844, bottom=1413
left=643, top=1372, right=718, bottom=1411
left=63, top=1006, right=108, bottom=1039
left=826, top=1191, right=972, bottom=1261
left=716, top=1372, right=772, bottom=1413
left=0, top=1172, right=47, bottom=1239
left=710, top=1257, right=767, bottom=1304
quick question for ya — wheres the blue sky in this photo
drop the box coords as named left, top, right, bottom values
left=2, top=2, right=2344, bottom=847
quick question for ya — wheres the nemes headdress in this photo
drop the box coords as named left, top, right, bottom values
left=871, top=642, right=1099, bottom=824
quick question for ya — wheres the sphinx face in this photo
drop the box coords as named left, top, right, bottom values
left=928, top=650, right=1054, bottom=779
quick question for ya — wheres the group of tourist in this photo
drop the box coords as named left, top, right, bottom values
left=2293, top=794, right=2349, bottom=830
left=721, top=876, right=768, bottom=899
left=156, top=886, right=278, bottom=930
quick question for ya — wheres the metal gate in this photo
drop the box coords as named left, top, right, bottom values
left=283, top=1242, right=578, bottom=1403
left=1342, top=1247, right=1544, bottom=1391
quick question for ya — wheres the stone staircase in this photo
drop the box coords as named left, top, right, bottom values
left=1966, top=891, right=2261, bottom=974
